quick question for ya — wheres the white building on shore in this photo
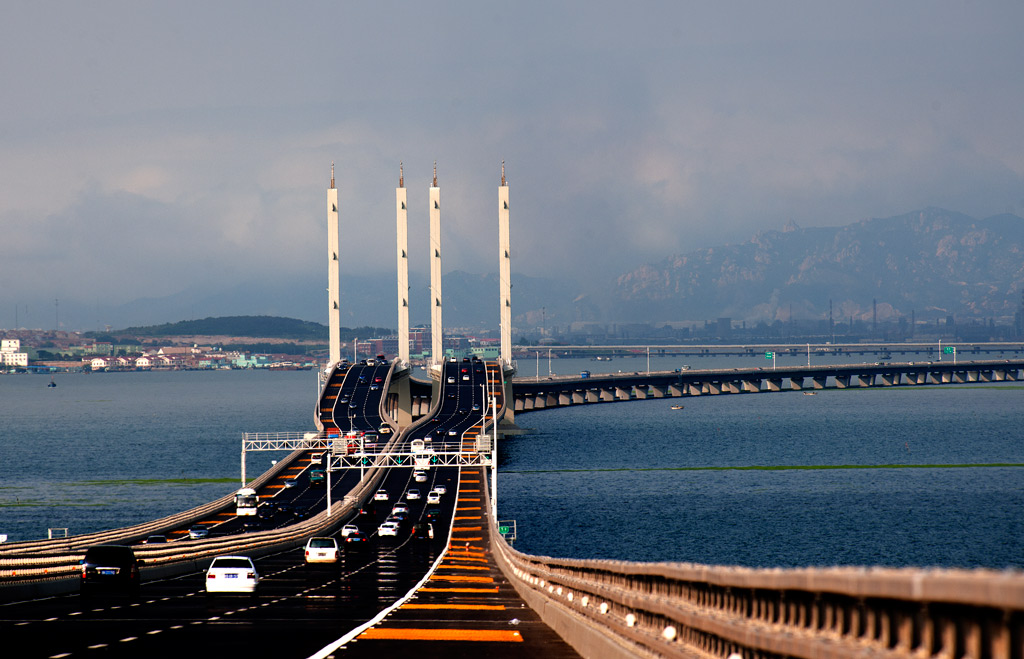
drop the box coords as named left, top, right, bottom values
left=1, top=339, right=29, bottom=369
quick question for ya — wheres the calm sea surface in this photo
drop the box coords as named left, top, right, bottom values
left=2, top=366, right=1022, bottom=570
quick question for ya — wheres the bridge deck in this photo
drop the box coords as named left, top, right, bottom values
left=341, top=468, right=580, bottom=658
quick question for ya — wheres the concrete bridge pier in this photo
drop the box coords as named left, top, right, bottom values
left=615, top=387, right=631, bottom=401
left=668, top=384, right=685, bottom=396
left=633, top=387, right=649, bottom=399
left=878, top=373, right=898, bottom=386
left=789, top=377, right=805, bottom=391
left=571, top=391, right=586, bottom=404
left=600, top=388, right=617, bottom=402
left=687, top=383, right=702, bottom=396
left=812, top=376, right=827, bottom=389
left=835, top=375, right=851, bottom=388
left=648, top=385, right=666, bottom=398
left=765, top=378, right=784, bottom=391
left=557, top=392, right=573, bottom=406
left=742, top=379, right=761, bottom=392
left=585, top=389, right=601, bottom=403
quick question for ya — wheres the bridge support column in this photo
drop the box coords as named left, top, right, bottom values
left=558, top=392, right=572, bottom=406
left=615, top=387, right=631, bottom=401
left=687, top=383, right=702, bottom=396
left=993, top=369, right=1007, bottom=382
left=586, top=390, right=601, bottom=403
left=668, top=384, right=684, bottom=396
left=742, top=379, right=761, bottom=393
left=878, top=373, right=897, bottom=386
left=952, top=371, right=966, bottom=383
left=634, top=387, right=648, bottom=399
left=979, top=370, right=993, bottom=382
left=766, top=378, right=783, bottom=391
left=812, top=377, right=827, bottom=389
left=790, top=377, right=804, bottom=391
left=649, top=385, right=666, bottom=398
left=855, top=374, right=873, bottom=387
left=835, top=375, right=851, bottom=389
left=572, top=391, right=585, bottom=404
left=706, top=382, right=722, bottom=395
left=600, top=388, right=616, bottom=402
left=723, top=381, right=740, bottom=393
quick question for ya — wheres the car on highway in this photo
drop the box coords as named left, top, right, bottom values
left=392, top=502, right=409, bottom=515
left=374, top=489, right=388, bottom=501
left=205, top=555, right=259, bottom=594
left=378, top=521, right=399, bottom=537
left=341, top=524, right=360, bottom=537
left=406, top=489, right=421, bottom=501
left=304, top=537, right=339, bottom=564
left=462, top=374, right=470, bottom=381
left=188, top=525, right=210, bottom=540
left=447, top=376, right=455, bottom=383
left=414, top=471, right=428, bottom=483
left=425, top=508, right=442, bottom=522
left=412, top=522, right=434, bottom=540
left=344, top=530, right=369, bottom=547
left=284, top=478, right=299, bottom=488
left=80, top=545, right=143, bottom=597
left=426, top=492, right=441, bottom=505
left=432, top=484, right=447, bottom=495
left=143, top=534, right=168, bottom=544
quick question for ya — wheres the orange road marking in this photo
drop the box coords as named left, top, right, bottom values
left=456, top=507, right=482, bottom=511
left=436, top=564, right=489, bottom=570
left=444, top=557, right=488, bottom=563
left=401, top=604, right=505, bottom=610
left=359, top=628, right=521, bottom=642
left=452, top=526, right=482, bottom=532
left=429, top=574, right=494, bottom=583
left=419, top=587, right=500, bottom=593
left=453, top=516, right=482, bottom=521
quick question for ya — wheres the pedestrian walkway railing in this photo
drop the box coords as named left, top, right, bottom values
left=486, top=477, right=1024, bottom=658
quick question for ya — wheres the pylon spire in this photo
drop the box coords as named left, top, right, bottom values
left=433, top=161, right=437, bottom=187
left=501, top=160, right=506, bottom=186
left=330, top=162, right=335, bottom=189
left=399, top=162, right=404, bottom=188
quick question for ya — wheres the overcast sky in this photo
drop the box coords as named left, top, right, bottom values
left=3, top=1, right=1023, bottom=328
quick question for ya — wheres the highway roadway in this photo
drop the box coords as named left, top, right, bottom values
left=3, top=359, right=499, bottom=657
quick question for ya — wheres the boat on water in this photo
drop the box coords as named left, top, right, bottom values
left=47, top=377, right=57, bottom=388
left=671, top=404, right=684, bottom=410
left=803, top=391, right=816, bottom=396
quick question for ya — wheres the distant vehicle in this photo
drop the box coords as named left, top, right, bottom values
left=205, top=555, right=259, bottom=594
left=472, top=403, right=481, bottom=411
left=143, top=535, right=168, bottom=544
left=374, top=489, right=388, bottom=501
left=80, top=545, right=143, bottom=597
left=373, top=376, right=383, bottom=383
left=462, top=374, right=470, bottom=381
left=188, top=526, right=210, bottom=540
left=344, top=530, right=368, bottom=546
left=432, top=484, right=447, bottom=495
left=406, top=489, right=421, bottom=501
left=447, top=376, right=455, bottom=384
left=680, top=365, right=691, bottom=371
left=425, top=508, right=442, bottom=522
left=309, top=468, right=325, bottom=486
left=412, top=522, right=434, bottom=540
left=235, top=488, right=259, bottom=516
left=341, top=524, right=359, bottom=537
left=426, top=492, right=441, bottom=505
left=414, top=471, right=428, bottom=483
left=392, top=502, right=409, bottom=515
left=284, top=478, right=299, bottom=489
left=378, top=424, right=392, bottom=434
left=580, top=370, right=591, bottom=379
left=369, top=384, right=379, bottom=391
left=411, top=439, right=426, bottom=454
left=304, top=537, right=339, bottom=564
left=378, top=521, right=399, bottom=537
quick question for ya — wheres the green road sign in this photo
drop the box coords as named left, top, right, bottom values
left=765, top=351, right=774, bottom=359
left=943, top=346, right=955, bottom=354
left=498, top=525, right=510, bottom=535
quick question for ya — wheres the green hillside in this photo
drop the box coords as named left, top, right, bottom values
left=87, top=316, right=392, bottom=341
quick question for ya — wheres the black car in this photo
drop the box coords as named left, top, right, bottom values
left=425, top=508, right=442, bottom=522
left=80, top=545, right=143, bottom=597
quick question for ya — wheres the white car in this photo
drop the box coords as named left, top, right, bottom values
left=432, top=484, right=447, bottom=495
left=378, top=521, right=399, bottom=537
left=341, top=524, right=359, bottom=537
left=406, top=489, right=421, bottom=501
left=392, top=502, right=409, bottom=515
left=374, top=490, right=388, bottom=501
left=414, top=471, right=428, bottom=483
left=205, top=555, right=259, bottom=594
left=304, top=537, right=339, bottom=564
left=426, top=492, right=441, bottom=505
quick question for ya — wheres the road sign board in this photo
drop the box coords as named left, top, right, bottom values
left=765, top=352, right=774, bottom=359
left=944, top=346, right=955, bottom=354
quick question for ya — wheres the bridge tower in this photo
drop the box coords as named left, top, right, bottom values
left=396, top=163, right=410, bottom=366
left=429, top=162, right=443, bottom=366
left=498, top=162, right=512, bottom=367
left=327, top=163, right=342, bottom=367
left=393, top=164, right=413, bottom=427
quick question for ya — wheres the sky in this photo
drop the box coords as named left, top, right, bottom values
left=2, top=1, right=1023, bottom=330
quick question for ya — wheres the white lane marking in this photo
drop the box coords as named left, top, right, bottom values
left=147, top=629, right=163, bottom=635
left=119, top=636, right=137, bottom=642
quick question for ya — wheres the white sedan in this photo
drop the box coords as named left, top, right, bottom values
left=378, top=521, right=399, bottom=537
left=432, top=484, right=447, bottom=495
left=205, top=555, right=259, bottom=594
left=406, top=489, right=421, bottom=501
left=374, top=490, right=388, bottom=501
left=426, top=492, right=441, bottom=505
left=304, top=537, right=339, bottom=564
left=341, top=524, right=359, bottom=537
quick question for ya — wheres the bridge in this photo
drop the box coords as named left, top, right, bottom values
left=3, top=166, right=1023, bottom=658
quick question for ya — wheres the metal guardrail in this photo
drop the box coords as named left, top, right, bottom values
left=485, top=467, right=1024, bottom=659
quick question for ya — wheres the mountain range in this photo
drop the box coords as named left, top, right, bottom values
left=14, top=208, right=1023, bottom=332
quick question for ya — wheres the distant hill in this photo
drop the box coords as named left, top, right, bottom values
left=90, top=316, right=391, bottom=341
left=608, top=208, right=1024, bottom=323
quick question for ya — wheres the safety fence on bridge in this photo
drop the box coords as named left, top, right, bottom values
left=484, top=478, right=1024, bottom=659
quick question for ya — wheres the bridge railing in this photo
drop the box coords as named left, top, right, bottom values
left=484, top=478, right=1024, bottom=659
